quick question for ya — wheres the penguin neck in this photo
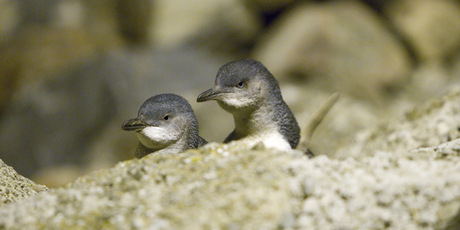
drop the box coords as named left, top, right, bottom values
left=144, top=125, right=192, bottom=156
left=151, top=135, right=189, bottom=156
left=169, top=126, right=192, bottom=153
left=232, top=99, right=279, bottom=138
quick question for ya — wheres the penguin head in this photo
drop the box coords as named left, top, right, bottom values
left=197, top=59, right=281, bottom=112
left=122, top=94, right=197, bottom=148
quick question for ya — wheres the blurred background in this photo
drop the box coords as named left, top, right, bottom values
left=0, top=0, right=459, bottom=187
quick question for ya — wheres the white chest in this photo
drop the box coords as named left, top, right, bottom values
left=238, top=131, right=291, bottom=151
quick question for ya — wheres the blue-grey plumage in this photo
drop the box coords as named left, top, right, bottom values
left=197, top=59, right=300, bottom=151
left=122, top=93, right=207, bottom=158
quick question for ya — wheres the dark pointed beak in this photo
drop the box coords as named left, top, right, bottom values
left=122, top=116, right=148, bottom=131
left=197, top=88, right=221, bottom=102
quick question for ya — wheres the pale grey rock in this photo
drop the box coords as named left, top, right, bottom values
left=0, top=159, right=47, bottom=206
left=434, top=138, right=460, bottom=157
left=0, top=143, right=304, bottom=229
left=0, top=89, right=460, bottom=229
left=405, top=63, right=454, bottom=103
left=0, top=141, right=459, bottom=229
left=293, top=143, right=460, bottom=230
left=252, top=1, right=412, bottom=100
left=337, top=87, right=460, bottom=158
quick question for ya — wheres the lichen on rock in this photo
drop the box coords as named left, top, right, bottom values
left=0, top=143, right=307, bottom=229
left=0, top=159, right=47, bottom=206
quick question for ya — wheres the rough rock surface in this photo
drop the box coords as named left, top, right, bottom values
left=338, top=87, right=460, bottom=158
left=0, top=159, right=47, bottom=206
left=1, top=89, right=460, bottom=229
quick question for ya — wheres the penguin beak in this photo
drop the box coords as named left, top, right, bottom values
left=197, top=88, right=223, bottom=102
left=122, top=116, right=148, bottom=131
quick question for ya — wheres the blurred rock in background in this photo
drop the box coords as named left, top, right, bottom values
left=115, top=0, right=154, bottom=45
left=385, top=0, right=460, bottom=63
left=150, top=0, right=262, bottom=56
left=0, top=0, right=459, bottom=187
left=252, top=1, right=412, bottom=101
left=384, top=0, right=460, bottom=103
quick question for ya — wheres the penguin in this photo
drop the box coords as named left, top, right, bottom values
left=123, top=93, right=207, bottom=158
left=197, top=59, right=300, bottom=151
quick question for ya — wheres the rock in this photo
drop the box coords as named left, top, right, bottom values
left=0, top=0, right=121, bottom=115
left=114, top=0, right=154, bottom=44
left=0, top=0, right=19, bottom=43
left=405, top=63, right=454, bottom=102
left=281, top=85, right=381, bottom=157
left=31, top=165, right=84, bottom=189
left=16, top=0, right=119, bottom=38
left=1, top=26, right=119, bottom=83
left=252, top=1, right=412, bottom=100
left=0, top=159, right=47, bottom=206
left=0, top=6, right=122, bottom=117
left=338, top=86, right=460, bottom=158
left=0, top=143, right=304, bottom=229
left=385, top=0, right=460, bottom=63
left=151, top=0, right=261, bottom=52
left=0, top=0, right=122, bottom=92
left=0, top=89, right=459, bottom=229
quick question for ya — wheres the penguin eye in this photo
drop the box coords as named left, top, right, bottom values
left=237, top=81, right=245, bottom=88
left=163, top=115, right=169, bottom=121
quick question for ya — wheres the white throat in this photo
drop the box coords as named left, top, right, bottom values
left=137, top=126, right=189, bottom=155
left=137, top=126, right=179, bottom=148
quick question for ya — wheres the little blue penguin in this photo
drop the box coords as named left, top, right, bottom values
left=122, top=93, right=207, bottom=158
left=197, top=58, right=300, bottom=151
